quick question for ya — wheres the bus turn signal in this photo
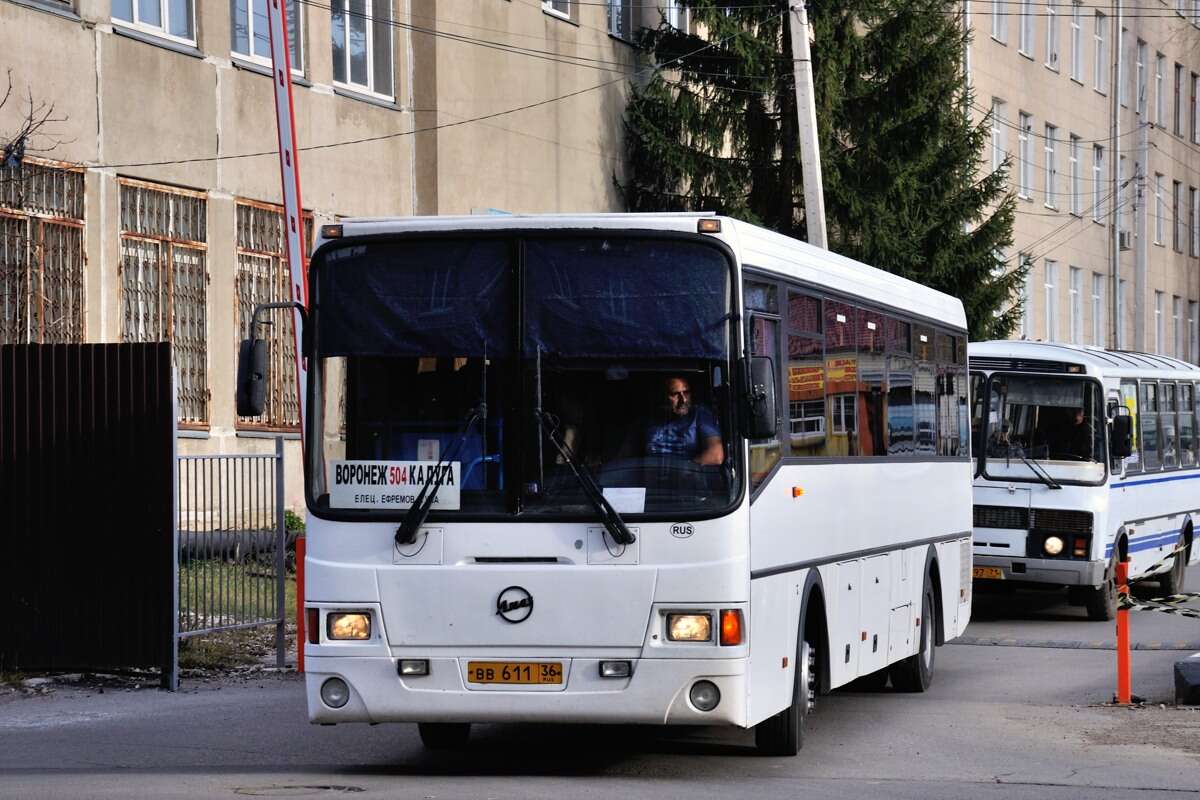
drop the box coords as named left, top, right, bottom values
left=720, top=609, right=743, bottom=646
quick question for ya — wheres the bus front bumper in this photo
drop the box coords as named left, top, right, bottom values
left=974, top=555, right=1106, bottom=587
left=305, top=655, right=748, bottom=727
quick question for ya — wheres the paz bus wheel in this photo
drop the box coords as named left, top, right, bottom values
left=1085, top=550, right=1119, bottom=621
left=417, top=722, right=471, bottom=750
left=890, top=586, right=935, bottom=693
left=755, top=637, right=816, bottom=756
left=1159, top=532, right=1189, bottom=596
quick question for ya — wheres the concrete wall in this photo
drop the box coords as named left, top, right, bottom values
left=1, top=0, right=642, bottom=510
left=968, top=3, right=1200, bottom=358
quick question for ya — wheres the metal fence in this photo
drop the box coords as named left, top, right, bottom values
left=176, top=437, right=286, bottom=683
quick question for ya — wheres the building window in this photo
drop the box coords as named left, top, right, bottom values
left=1091, top=272, right=1105, bottom=346
left=1155, top=291, right=1165, bottom=354
left=1189, top=301, right=1198, bottom=364
left=1117, top=155, right=1127, bottom=235
left=1156, top=53, right=1166, bottom=127
left=1119, top=27, right=1129, bottom=107
left=118, top=180, right=208, bottom=426
left=112, top=0, right=195, bottom=42
left=1018, top=112, right=1033, bottom=198
left=1092, top=145, right=1104, bottom=221
left=1118, top=278, right=1127, bottom=348
left=1192, top=73, right=1199, bottom=144
left=665, top=0, right=687, bottom=30
left=1043, top=124, right=1058, bottom=208
left=1069, top=134, right=1081, bottom=214
left=1175, top=63, right=1185, bottom=136
left=331, top=0, right=393, bottom=99
left=1044, top=260, right=1058, bottom=340
left=0, top=160, right=85, bottom=345
left=607, top=0, right=632, bottom=39
left=235, top=201, right=313, bottom=432
left=1093, top=11, right=1106, bottom=93
left=1174, top=180, right=1184, bottom=252
left=1020, top=255, right=1033, bottom=338
left=1155, top=173, right=1165, bottom=244
left=1135, top=40, right=1146, bottom=115
left=1174, top=296, right=1184, bottom=358
left=1191, top=187, right=1199, bottom=257
left=992, top=0, right=1007, bottom=43
left=1019, top=0, right=1034, bottom=55
left=990, top=99, right=1006, bottom=172
left=232, top=0, right=303, bottom=73
left=1069, top=1, right=1082, bottom=80
left=543, top=0, right=570, bottom=19
left=1045, top=1, right=1059, bottom=68
left=1069, top=266, right=1082, bottom=343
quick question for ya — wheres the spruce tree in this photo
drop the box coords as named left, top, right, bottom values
left=622, top=0, right=1024, bottom=339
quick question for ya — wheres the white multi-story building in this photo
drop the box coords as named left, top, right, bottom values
left=968, top=0, right=1200, bottom=361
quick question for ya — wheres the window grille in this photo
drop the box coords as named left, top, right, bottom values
left=118, top=180, right=209, bottom=426
left=0, top=160, right=85, bottom=345
left=235, top=200, right=313, bottom=431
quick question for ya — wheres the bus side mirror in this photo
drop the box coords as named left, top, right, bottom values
left=745, top=356, right=778, bottom=440
left=1110, top=415, right=1133, bottom=459
left=236, top=337, right=268, bottom=418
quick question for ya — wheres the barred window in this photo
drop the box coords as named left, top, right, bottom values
left=119, top=180, right=209, bottom=426
left=0, top=160, right=85, bottom=345
left=235, top=200, right=313, bottom=431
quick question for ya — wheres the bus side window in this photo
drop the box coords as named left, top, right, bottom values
left=1120, top=380, right=1141, bottom=472
left=1179, top=383, right=1196, bottom=468
left=1140, top=381, right=1161, bottom=470
left=787, top=290, right=827, bottom=457
left=1161, top=382, right=1179, bottom=469
left=749, top=314, right=782, bottom=488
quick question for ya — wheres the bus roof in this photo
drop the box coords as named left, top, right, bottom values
left=322, top=214, right=968, bottom=332
left=970, top=339, right=1200, bottom=378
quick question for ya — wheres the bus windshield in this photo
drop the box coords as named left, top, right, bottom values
left=306, top=235, right=739, bottom=519
left=980, top=373, right=1106, bottom=484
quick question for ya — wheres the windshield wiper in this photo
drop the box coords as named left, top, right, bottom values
left=533, top=409, right=636, bottom=546
left=1006, top=446, right=1062, bottom=490
left=395, top=405, right=484, bottom=545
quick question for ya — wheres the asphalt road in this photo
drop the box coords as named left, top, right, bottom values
left=2, top=567, right=1199, bottom=799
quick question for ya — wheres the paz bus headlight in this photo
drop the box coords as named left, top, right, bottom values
left=1043, top=536, right=1065, bottom=556
left=666, top=613, right=712, bottom=642
left=327, top=612, right=371, bottom=640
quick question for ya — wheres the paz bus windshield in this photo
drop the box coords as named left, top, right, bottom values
left=979, top=373, right=1107, bottom=485
left=305, top=235, right=740, bottom=520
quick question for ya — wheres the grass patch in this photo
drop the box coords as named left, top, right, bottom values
left=0, top=671, right=26, bottom=687
left=178, top=565, right=297, bottom=671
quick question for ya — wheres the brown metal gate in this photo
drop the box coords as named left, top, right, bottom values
left=0, top=343, right=176, bottom=686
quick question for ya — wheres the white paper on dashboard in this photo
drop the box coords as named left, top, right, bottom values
left=602, top=487, right=646, bottom=514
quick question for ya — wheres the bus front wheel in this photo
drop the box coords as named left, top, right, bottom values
left=1159, top=532, right=1189, bottom=596
left=417, top=722, right=471, bottom=750
left=755, top=637, right=816, bottom=756
left=1085, top=551, right=1119, bottom=621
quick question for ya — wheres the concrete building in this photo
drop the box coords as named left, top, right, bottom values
left=967, top=1, right=1200, bottom=360
left=0, top=0, right=664, bottom=505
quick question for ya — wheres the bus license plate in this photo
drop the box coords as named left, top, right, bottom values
left=467, top=661, right=563, bottom=685
left=973, top=566, right=1004, bottom=580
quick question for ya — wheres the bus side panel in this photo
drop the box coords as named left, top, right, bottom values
left=746, top=572, right=802, bottom=727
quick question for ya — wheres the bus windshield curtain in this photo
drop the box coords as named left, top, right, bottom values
left=523, top=238, right=729, bottom=359
left=316, top=239, right=511, bottom=358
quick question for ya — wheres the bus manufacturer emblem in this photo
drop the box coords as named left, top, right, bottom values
left=671, top=523, right=695, bottom=539
left=496, top=586, right=534, bottom=623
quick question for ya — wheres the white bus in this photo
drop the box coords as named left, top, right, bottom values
left=970, top=340, right=1200, bottom=620
left=240, top=214, right=972, bottom=755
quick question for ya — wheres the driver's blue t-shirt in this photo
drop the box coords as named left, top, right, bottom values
left=645, top=407, right=721, bottom=459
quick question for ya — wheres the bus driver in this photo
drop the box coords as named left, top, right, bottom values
left=645, top=376, right=724, bottom=466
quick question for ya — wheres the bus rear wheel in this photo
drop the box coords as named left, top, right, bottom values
left=417, top=722, right=471, bottom=750
left=755, top=637, right=816, bottom=756
left=1159, top=532, right=1189, bottom=596
left=1085, top=551, right=1119, bottom=621
left=891, top=586, right=935, bottom=692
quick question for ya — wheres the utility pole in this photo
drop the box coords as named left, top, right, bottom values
left=1109, top=0, right=1122, bottom=350
left=1133, top=121, right=1148, bottom=351
left=788, top=2, right=827, bottom=249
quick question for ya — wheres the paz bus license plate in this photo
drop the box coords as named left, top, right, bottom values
left=972, top=566, right=1004, bottom=580
left=467, top=661, right=563, bottom=685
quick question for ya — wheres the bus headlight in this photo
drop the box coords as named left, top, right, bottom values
left=666, top=613, right=712, bottom=642
left=327, top=612, right=371, bottom=640
left=1043, top=536, right=1065, bottom=556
